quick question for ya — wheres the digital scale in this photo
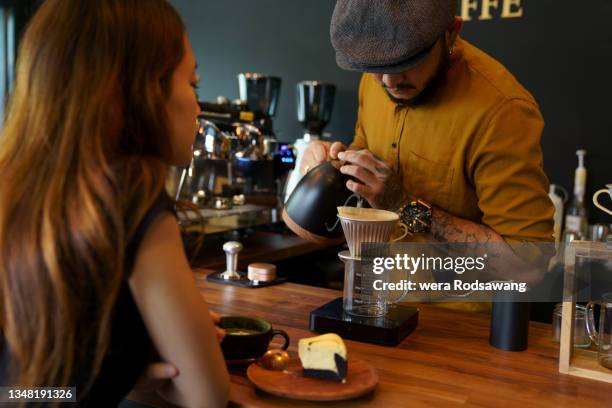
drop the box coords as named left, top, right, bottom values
left=309, top=297, right=419, bottom=347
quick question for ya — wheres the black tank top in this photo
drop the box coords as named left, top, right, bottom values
left=0, top=193, right=175, bottom=407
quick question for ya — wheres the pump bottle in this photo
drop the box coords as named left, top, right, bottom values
left=564, top=149, right=588, bottom=238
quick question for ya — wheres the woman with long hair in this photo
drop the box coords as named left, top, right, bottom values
left=0, top=0, right=230, bottom=406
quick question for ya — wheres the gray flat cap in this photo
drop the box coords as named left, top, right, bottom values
left=330, top=0, right=457, bottom=73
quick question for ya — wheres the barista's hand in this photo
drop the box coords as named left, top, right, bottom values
left=300, top=141, right=347, bottom=174
left=337, top=149, right=407, bottom=210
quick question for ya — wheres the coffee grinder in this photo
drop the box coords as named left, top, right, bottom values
left=308, top=208, right=419, bottom=347
left=237, top=72, right=281, bottom=136
left=283, top=81, right=336, bottom=202
left=234, top=73, right=295, bottom=196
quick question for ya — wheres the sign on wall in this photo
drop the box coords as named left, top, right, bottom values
left=460, top=0, right=524, bottom=21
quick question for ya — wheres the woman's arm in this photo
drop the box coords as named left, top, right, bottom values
left=128, top=212, right=230, bottom=408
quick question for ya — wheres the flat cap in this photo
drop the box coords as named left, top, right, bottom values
left=330, top=0, right=457, bottom=73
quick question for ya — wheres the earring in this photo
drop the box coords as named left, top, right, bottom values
left=449, top=46, right=454, bottom=56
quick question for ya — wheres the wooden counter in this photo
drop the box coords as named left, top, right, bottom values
left=130, top=271, right=612, bottom=407
left=194, top=271, right=612, bottom=408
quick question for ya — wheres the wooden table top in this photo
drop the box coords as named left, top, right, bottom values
left=193, top=271, right=612, bottom=408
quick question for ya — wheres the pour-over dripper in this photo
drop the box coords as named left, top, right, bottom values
left=338, top=207, right=408, bottom=257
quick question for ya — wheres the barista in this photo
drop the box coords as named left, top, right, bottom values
left=302, top=0, right=554, bottom=248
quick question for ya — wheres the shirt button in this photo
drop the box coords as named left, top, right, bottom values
left=391, top=143, right=397, bottom=148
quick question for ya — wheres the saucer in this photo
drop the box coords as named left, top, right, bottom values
left=247, top=358, right=378, bottom=401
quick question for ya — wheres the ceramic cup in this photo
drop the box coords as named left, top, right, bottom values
left=219, top=316, right=289, bottom=361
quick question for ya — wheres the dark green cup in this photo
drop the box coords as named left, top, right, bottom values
left=219, top=316, right=290, bottom=361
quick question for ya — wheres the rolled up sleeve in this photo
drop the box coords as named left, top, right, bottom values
left=469, top=98, right=554, bottom=243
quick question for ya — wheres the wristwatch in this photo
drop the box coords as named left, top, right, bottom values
left=398, top=199, right=432, bottom=233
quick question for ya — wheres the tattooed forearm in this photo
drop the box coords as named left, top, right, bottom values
left=426, top=207, right=548, bottom=285
left=370, top=155, right=409, bottom=210
left=374, top=166, right=391, bottom=176
left=373, top=170, right=409, bottom=210
left=429, top=207, right=504, bottom=243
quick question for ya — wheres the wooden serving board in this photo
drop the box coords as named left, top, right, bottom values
left=246, top=358, right=378, bottom=402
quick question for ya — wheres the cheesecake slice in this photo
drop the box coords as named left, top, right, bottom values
left=298, top=333, right=348, bottom=382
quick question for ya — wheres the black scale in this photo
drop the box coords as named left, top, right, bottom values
left=309, top=297, right=419, bottom=347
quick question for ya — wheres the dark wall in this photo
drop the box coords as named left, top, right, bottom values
left=2, top=1, right=609, bottom=223
left=172, top=0, right=360, bottom=143
left=459, top=0, right=612, bottom=225
left=172, top=0, right=611, bottom=224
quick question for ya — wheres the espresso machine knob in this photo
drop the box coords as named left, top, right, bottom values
left=221, top=241, right=243, bottom=280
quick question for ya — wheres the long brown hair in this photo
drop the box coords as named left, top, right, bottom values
left=0, top=0, right=185, bottom=391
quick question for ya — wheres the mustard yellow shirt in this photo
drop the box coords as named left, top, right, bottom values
left=352, top=38, right=554, bottom=244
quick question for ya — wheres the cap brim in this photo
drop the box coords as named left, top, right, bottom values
left=335, top=39, right=437, bottom=74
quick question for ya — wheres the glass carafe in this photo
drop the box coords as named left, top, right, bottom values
left=586, top=293, right=612, bottom=370
left=340, top=251, right=407, bottom=317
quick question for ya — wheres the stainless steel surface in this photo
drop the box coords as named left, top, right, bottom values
left=258, top=350, right=289, bottom=371
left=215, top=95, right=230, bottom=105
left=262, top=136, right=279, bottom=158
left=196, top=119, right=232, bottom=160
left=232, top=194, right=246, bottom=206
left=191, top=189, right=209, bottom=207
left=221, top=241, right=243, bottom=280
left=213, top=196, right=232, bottom=210
left=176, top=166, right=188, bottom=202
left=588, top=223, right=610, bottom=242
left=177, top=204, right=277, bottom=235
left=178, top=119, right=283, bottom=202
left=234, top=123, right=265, bottom=160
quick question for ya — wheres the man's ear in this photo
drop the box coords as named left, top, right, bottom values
left=446, top=16, right=463, bottom=50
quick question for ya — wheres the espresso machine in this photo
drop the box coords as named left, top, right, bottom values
left=283, top=81, right=336, bottom=202
left=177, top=73, right=295, bottom=210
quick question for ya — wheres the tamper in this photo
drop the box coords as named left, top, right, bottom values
left=221, top=241, right=243, bottom=280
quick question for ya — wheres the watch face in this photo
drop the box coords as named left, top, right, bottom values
left=401, top=202, right=431, bottom=233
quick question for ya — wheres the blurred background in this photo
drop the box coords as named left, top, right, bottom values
left=1, top=0, right=610, bottom=225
